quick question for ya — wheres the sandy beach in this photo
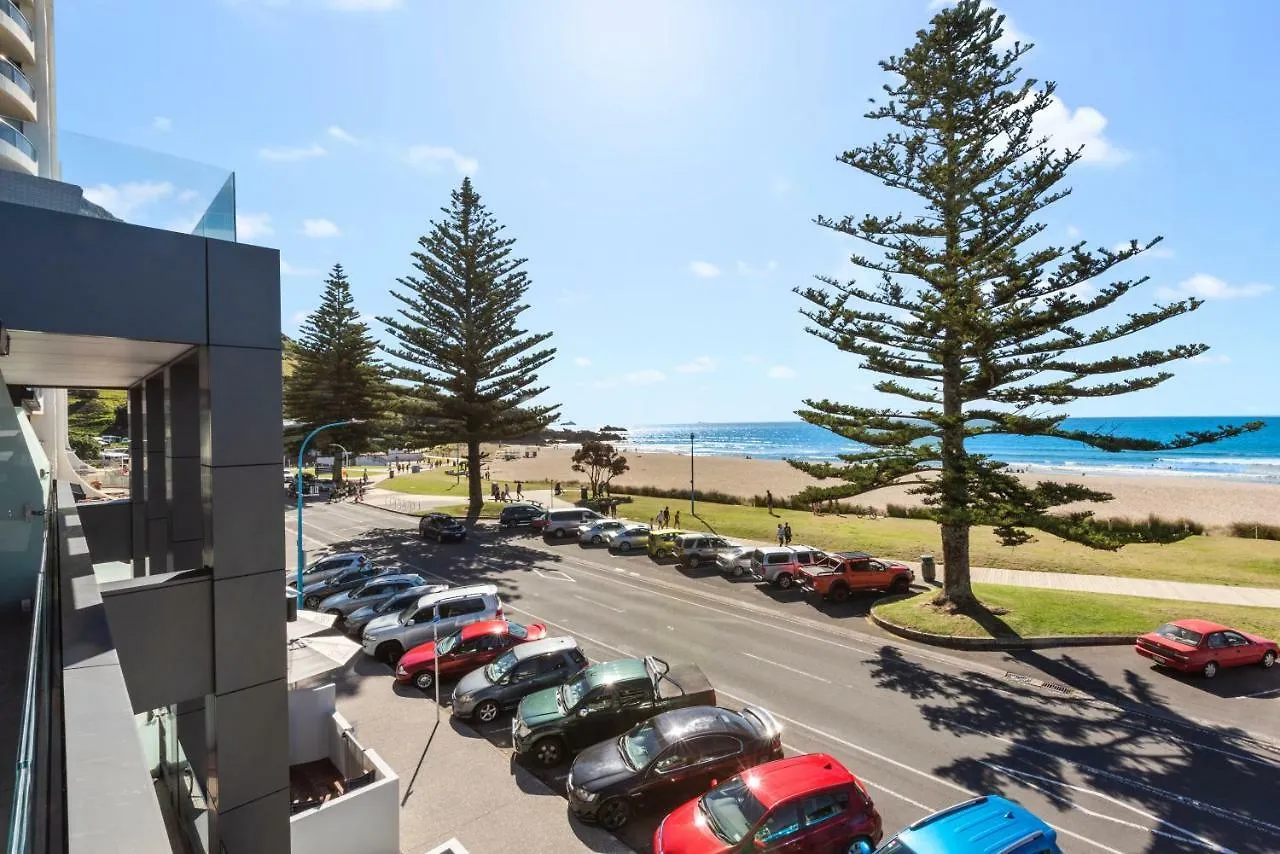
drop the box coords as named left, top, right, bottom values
left=482, top=444, right=1280, bottom=529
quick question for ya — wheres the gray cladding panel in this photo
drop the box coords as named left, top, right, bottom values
left=206, top=238, right=282, bottom=350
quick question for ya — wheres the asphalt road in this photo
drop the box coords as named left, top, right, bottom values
left=288, top=500, right=1280, bottom=854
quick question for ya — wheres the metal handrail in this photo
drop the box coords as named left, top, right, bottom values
left=0, top=56, right=35, bottom=98
left=6, top=489, right=53, bottom=854
left=1, top=0, right=33, bottom=40
left=0, top=120, right=35, bottom=159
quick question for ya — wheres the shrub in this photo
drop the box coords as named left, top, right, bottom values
left=1092, top=514, right=1205, bottom=540
left=885, top=503, right=937, bottom=521
left=615, top=484, right=745, bottom=505
left=1230, top=521, right=1280, bottom=541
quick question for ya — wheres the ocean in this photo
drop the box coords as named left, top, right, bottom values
left=618, top=418, right=1280, bottom=482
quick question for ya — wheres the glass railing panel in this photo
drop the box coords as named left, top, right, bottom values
left=0, top=57, right=34, bottom=98
left=0, top=120, right=35, bottom=159
left=1, top=0, right=32, bottom=39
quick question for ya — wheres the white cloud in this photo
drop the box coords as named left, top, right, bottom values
left=164, top=213, right=202, bottom=234
left=689, top=261, right=722, bottom=279
left=152, top=116, right=173, bottom=133
left=326, top=125, right=361, bottom=145
left=1190, top=353, right=1231, bottom=365
left=290, top=310, right=308, bottom=325
left=236, top=211, right=274, bottom=240
left=327, top=0, right=401, bottom=8
left=676, top=356, right=716, bottom=374
left=1157, top=273, right=1273, bottom=301
left=1034, top=95, right=1129, bottom=166
left=766, top=365, right=797, bottom=380
left=83, top=180, right=174, bottom=217
left=281, top=260, right=319, bottom=277
left=928, top=1, right=1025, bottom=51
left=301, top=218, right=341, bottom=238
left=623, top=369, right=667, bottom=386
left=736, top=260, right=778, bottom=277
left=259, top=142, right=327, bottom=162
left=177, top=188, right=201, bottom=204
left=406, top=145, right=479, bottom=176
left=573, top=357, right=592, bottom=368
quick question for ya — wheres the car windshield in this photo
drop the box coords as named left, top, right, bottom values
left=560, top=675, right=589, bottom=710
left=1156, top=623, right=1204, bottom=646
left=398, top=602, right=423, bottom=623
left=485, top=650, right=519, bottom=682
left=508, top=622, right=528, bottom=640
left=378, top=594, right=412, bottom=614
left=436, top=631, right=463, bottom=655
left=699, top=777, right=769, bottom=844
left=619, top=721, right=667, bottom=770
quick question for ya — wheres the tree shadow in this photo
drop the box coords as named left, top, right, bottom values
left=866, top=645, right=1279, bottom=852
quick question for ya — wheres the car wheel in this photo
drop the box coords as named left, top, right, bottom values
left=414, top=670, right=435, bottom=691
left=618, top=541, right=632, bottom=552
left=890, top=575, right=911, bottom=594
left=304, top=595, right=321, bottom=609
left=731, top=564, right=744, bottom=578
left=377, top=642, right=404, bottom=666
left=775, top=573, right=794, bottom=590
left=830, top=584, right=850, bottom=603
left=327, top=608, right=343, bottom=618
left=553, top=528, right=566, bottom=539
left=596, top=798, right=632, bottom=831
left=532, top=736, right=566, bottom=767
left=1262, top=650, right=1276, bottom=669
left=591, top=534, right=603, bottom=545
left=1202, top=660, right=1219, bottom=679
left=475, top=700, right=501, bottom=724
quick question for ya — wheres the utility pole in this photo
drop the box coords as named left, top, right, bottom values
left=689, top=432, right=696, bottom=516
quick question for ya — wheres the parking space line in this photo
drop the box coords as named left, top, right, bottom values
left=1233, top=687, right=1280, bottom=700
left=574, top=594, right=624, bottom=613
left=743, top=652, right=831, bottom=684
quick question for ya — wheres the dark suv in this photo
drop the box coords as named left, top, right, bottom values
left=419, top=513, right=466, bottom=542
left=499, top=503, right=545, bottom=529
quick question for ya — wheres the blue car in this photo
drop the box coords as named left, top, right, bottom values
left=852, top=795, right=1061, bottom=854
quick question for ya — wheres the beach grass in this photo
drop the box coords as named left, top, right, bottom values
left=874, top=584, right=1280, bottom=639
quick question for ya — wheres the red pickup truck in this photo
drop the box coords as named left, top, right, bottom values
left=796, top=551, right=914, bottom=602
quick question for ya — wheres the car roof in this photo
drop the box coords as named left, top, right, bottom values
left=323, top=552, right=365, bottom=562
left=414, top=583, right=497, bottom=608
left=460, top=619, right=512, bottom=639
left=502, top=503, right=542, bottom=511
left=1171, top=618, right=1230, bottom=633
left=900, top=795, right=1057, bottom=853
left=739, top=754, right=854, bottom=808
left=363, top=573, right=423, bottom=586
left=511, top=636, right=577, bottom=660
left=833, top=551, right=872, bottom=559
left=653, top=706, right=752, bottom=740
left=582, top=657, right=648, bottom=687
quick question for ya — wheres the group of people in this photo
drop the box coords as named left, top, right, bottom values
left=491, top=481, right=524, bottom=502
left=776, top=522, right=794, bottom=546
left=652, top=506, right=681, bottom=529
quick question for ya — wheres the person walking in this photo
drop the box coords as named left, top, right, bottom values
left=674, top=510, right=681, bottom=527
left=777, top=524, right=785, bottom=546
left=662, top=506, right=671, bottom=528
left=783, top=522, right=793, bottom=546
left=515, top=480, right=523, bottom=500
left=766, top=490, right=774, bottom=515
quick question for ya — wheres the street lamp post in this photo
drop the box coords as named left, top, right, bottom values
left=295, top=420, right=362, bottom=607
left=690, top=432, right=696, bottom=516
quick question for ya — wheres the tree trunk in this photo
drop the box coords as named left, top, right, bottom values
left=466, top=439, right=483, bottom=517
left=937, top=522, right=976, bottom=608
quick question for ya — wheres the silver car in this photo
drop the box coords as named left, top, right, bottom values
left=292, top=552, right=370, bottom=586
left=317, top=574, right=431, bottom=620
left=606, top=524, right=651, bottom=553
left=361, top=584, right=503, bottom=664
left=578, top=518, right=632, bottom=545
left=716, top=545, right=754, bottom=577
left=344, top=584, right=446, bottom=636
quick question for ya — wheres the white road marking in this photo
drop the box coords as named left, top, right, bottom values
left=778, top=739, right=935, bottom=814
left=574, top=594, right=624, bottom=613
left=981, top=762, right=1232, bottom=853
left=502, top=603, right=635, bottom=659
left=533, top=568, right=575, bottom=583
left=612, top=567, right=627, bottom=573
left=1234, top=686, right=1280, bottom=699
left=742, top=652, right=832, bottom=684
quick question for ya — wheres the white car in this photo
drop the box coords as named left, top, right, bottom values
left=606, top=524, right=651, bottom=553
left=716, top=546, right=755, bottom=578
left=578, top=519, right=632, bottom=545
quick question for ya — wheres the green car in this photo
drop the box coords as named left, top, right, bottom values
left=511, top=655, right=714, bottom=766
left=647, top=529, right=693, bottom=559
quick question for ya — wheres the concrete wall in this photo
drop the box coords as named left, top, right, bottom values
left=77, top=499, right=132, bottom=564
left=0, top=377, right=51, bottom=611
left=288, top=684, right=335, bottom=766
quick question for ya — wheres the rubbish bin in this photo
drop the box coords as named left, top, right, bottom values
left=920, top=553, right=936, bottom=584
left=285, top=595, right=298, bottom=623
left=580, top=486, right=589, bottom=502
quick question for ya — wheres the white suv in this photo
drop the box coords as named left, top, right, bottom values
left=361, top=584, right=502, bottom=664
left=539, top=508, right=606, bottom=539
left=749, top=545, right=827, bottom=589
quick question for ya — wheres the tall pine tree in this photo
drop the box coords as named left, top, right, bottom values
left=792, top=1, right=1262, bottom=609
left=284, top=263, right=387, bottom=485
left=381, top=177, right=559, bottom=514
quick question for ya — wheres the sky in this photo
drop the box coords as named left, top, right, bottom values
left=54, top=0, right=1280, bottom=428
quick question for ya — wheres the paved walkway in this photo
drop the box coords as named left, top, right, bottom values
left=357, top=484, right=1280, bottom=609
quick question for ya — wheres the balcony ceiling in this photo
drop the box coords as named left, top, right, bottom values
left=0, top=330, right=191, bottom=388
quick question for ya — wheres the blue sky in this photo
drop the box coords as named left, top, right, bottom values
left=56, top=0, right=1279, bottom=427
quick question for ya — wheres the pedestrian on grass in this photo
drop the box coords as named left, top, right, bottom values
left=777, top=524, right=785, bottom=546
left=516, top=481, right=523, bottom=500
left=783, top=523, right=793, bottom=545
left=674, top=511, right=681, bottom=527
left=766, top=490, right=774, bottom=515
left=662, top=506, right=671, bottom=527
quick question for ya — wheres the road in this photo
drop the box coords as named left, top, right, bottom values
left=288, top=500, right=1280, bottom=853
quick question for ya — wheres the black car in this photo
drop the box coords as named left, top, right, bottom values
left=498, top=504, right=544, bottom=529
left=566, top=704, right=783, bottom=831
left=419, top=513, right=466, bottom=542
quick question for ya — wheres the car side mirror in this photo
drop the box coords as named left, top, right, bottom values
left=578, top=708, right=590, bottom=717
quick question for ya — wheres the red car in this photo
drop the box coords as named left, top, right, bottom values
left=1135, top=619, right=1278, bottom=679
left=394, top=619, right=547, bottom=691
left=653, top=753, right=882, bottom=853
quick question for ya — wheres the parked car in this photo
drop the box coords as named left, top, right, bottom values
left=512, top=655, right=715, bottom=767
left=606, top=524, right=652, bottom=553
left=654, top=753, right=883, bottom=853
left=539, top=507, right=607, bottom=538
left=579, top=519, right=633, bottom=545
left=419, top=513, right=467, bottom=542
left=648, top=529, right=694, bottom=560
left=396, top=619, right=548, bottom=691
left=295, top=562, right=391, bottom=610
left=567, top=705, right=783, bottom=831
left=317, top=574, right=432, bottom=621
left=293, top=552, right=370, bottom=587
left=344, top=584, right=445, bottom=637
left=715, top=546, right=754, bottom=578
left=749, top=546, right=827, bottom=589
left=1134, top=619, right=1278, bottom=678
left=499, top=503, right=545, bottom=529
left=796, top=552, right=914, bottom=601
left=361, top=584, right=503, bottom=664
left=673, top=534, right=741, bottom=569
left=853, top=795, right=1059, bottom=854
left=451, top=637, right=590, bottom=723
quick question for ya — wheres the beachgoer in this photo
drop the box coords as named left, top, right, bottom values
left=766, top=490, right=774, bottom=514
left=662, top=506, right=671, bottom=527
left=777, top=524, right=785, bottom=546
left=783, top=523, right=792, bottom=545
left=516, top=480, right=523, bottom=499
left=674, top=511, right=681, bottom=527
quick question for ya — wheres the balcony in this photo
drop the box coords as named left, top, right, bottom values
left=0, top=119, right=36, bottom=174
left=0, top=57, right=36, bottom=123
left=0, top=0, right=35, bottom=65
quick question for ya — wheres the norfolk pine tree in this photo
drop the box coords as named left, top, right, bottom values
left=791, top=1, right=1262, bottom=609
left=381, top=177, right=559, bottom=515
left=283, top=263, right=388, bottom=486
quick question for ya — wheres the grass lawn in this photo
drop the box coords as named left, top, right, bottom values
left=874, top=584, right=1280, bottom=640
left=380, top=471, right=554, bottom=498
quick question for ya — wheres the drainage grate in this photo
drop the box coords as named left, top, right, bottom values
left=1005, top=672, right=1076, bottom=694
